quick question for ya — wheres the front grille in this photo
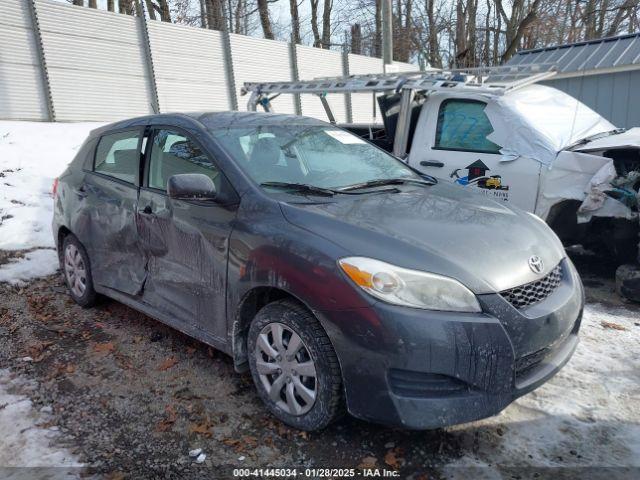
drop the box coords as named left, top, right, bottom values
left=501, top=264, right=563, bottom=309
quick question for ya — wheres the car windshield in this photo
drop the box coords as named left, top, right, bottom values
left=210, top=124, right=421, bottom=190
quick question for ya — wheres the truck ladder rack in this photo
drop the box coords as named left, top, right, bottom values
left=241, top=63, right=557, bottom=107
left=241, top=63, right=557, bottom=159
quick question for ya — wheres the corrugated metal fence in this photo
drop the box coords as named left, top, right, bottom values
left=0, top=0, right=417, bottom=123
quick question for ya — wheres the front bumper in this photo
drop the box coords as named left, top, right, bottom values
left=317, top=258, right=584, bottom=429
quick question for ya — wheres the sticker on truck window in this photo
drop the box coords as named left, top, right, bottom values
left=325, top=130, right=367, bottom=144
left=450, top=159, right=510, bottom=201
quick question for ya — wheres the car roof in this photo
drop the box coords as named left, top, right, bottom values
left=91, top=111, right=327, bottom=138
left=194, top=111, right=327, bottom=129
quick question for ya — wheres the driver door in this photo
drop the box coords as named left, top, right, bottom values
left=413, top=97, right=541, bottom=212
left=137, top=127, right=238, bottom=341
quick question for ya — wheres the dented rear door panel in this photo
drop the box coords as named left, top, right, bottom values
left=76, top=172, right=147, bottom=295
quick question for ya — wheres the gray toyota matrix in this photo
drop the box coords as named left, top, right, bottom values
left=52, top=112, right=584, bottom=431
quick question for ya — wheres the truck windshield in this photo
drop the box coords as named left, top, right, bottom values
left=210, top=124, right=421, bottom=190
left=502, top=85, right=615, bottom=150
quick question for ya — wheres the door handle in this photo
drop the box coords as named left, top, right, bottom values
left=73, top=185, right=88, bottom=197
left=420, top=160, right=444, bottom=168
left=138, top=205, right=154, bottom=216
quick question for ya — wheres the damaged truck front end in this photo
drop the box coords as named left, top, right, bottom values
left=483, top=86, right=640, bottom=300
left=570, top=132, right=640, bottom=301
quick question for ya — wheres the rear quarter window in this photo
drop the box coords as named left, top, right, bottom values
left=94, top=130, right=141, bottom=184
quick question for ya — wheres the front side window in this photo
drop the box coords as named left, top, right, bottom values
left=435, top=100, right=501, bottom=154
left=210, top=124, right=420, bottom=190
left=147, top=129, right=220, bottom=191
left=94, top=130, right=141, bottom=183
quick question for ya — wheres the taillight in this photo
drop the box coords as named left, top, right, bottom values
left=52, top=178, right=59, bottom=197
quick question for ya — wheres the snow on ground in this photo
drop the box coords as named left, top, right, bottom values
left=0, top=121, right=101, bottom=284
left=444, top=302, right=640, bottom=477
left=0, top=249, right=61, bottom=286
left=0, top=369, right=81, bottom=469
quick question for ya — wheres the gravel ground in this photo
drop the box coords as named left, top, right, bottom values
left=0, top=252, right=638, bottom=479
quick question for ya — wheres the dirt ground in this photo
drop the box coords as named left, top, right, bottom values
left=0, top=251, right=638, bottom=480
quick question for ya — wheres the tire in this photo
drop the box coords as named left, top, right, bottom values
left=61, top=233, right=97, bottom=308
left=247, top=300, right=344, bottom=431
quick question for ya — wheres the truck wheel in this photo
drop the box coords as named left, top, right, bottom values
left=62, top=234, right=97, bottom=308
left=247, top=300, right=344, bottom=431
left=611, top=237, right=638, bottom=265
left=616, top=264, right=640, bottom=302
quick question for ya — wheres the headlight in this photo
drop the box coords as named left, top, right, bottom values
left=338, top=257, right=481, bottom=312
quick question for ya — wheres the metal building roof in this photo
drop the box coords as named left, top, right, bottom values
left=508, top=32, right=640, bottom=75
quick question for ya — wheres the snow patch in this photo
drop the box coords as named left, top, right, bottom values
left=0, top=369, right=81, bottom=468
left=0, top=121, right=101, bottom=283
left=0, top=249, right=60, bottom=285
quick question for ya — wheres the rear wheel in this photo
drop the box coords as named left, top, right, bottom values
left=62, top=234, right=97, bottom=308
left=247, top=300, right=344, bottom=431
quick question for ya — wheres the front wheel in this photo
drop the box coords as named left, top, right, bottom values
left=247, top=300, right=344, bottom=431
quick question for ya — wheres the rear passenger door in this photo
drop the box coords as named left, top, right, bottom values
left=80, top=128, right=147, bottom=295
left=137, top=127, right=238, bottom=341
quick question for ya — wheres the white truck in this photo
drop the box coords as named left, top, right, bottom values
left=243, top=66, right=640, bottom=297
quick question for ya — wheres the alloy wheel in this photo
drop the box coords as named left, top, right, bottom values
left=64, top=244, right=87, bottom=298
left=255, top=322, right=317, bottom=416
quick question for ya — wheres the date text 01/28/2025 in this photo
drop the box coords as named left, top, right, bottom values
left=233, top=468, right=401, bottom=477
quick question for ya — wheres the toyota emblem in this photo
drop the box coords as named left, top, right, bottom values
left=528, top=255, right=544, bottom=274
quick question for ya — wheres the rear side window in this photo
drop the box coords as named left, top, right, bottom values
left=94, top=130, right=141, bottom=184
left=435, top=100, right=501, bottom=154
left=147, top=129, right=220, bottom=191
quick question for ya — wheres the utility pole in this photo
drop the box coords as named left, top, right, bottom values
left=381, top=0, right=393, bottom=71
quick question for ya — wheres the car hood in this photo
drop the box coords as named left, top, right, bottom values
left=279, top=183, right=566, bottom=294
left=570, top=127, right=640, bottom=153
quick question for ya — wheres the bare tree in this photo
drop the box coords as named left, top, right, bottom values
left=145, top=0, right=157, bottom=19
left=290, top=0, right=301, bottom=44
left=321, top=0, right=333, bottom=48
left=61, top=0, right=640, bottom=66
left=495, top=0, right=542, bottom=62
left=157, top=0, right=172, bottom=21
left=425, top=0, right=440, bottom=67
left=351, top=23, right=363, bottom=54
left=310, top=0, right=322, bottom=47
left=373, top=0, right=382, bottom=56
left=257, top=0, right=275, bottom=39
left=119, top=0, right=136, bottom=15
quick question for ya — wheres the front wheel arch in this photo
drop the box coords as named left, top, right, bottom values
left=231, top=287, right=342, bottom=376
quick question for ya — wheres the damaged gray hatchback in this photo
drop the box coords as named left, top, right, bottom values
left=53, top=112, right=584, bottom=431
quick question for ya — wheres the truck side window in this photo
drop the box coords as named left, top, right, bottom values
left=94, top=130, right=142, bottom=184
left=435, top=100, right=501, bottom=154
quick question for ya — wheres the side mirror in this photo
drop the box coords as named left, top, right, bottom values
left=167, top=173, right=217, bottom=201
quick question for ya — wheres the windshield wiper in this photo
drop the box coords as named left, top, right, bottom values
left=568, top=128, right=626, bottom=149
left=260, top=182, right=337, bottom=197
left=337, top=177, right=436, bottom=192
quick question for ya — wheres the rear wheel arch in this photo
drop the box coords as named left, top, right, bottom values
left=56, top=226, right=72, bottom=261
